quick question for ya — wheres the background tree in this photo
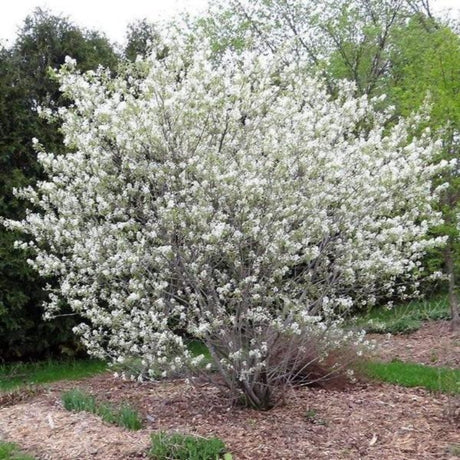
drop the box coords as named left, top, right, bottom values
left=388, top=15, right=460, bottom=327
left=204, top=0, right=424, bottom=94
left=0, top=8, right=118, bottom=361
left=124, top=19, right=160, bottom=61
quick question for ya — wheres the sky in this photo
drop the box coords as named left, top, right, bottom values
left=0, top=0, right=209, bottom=46
left=0, top=0, right=459, bottom=47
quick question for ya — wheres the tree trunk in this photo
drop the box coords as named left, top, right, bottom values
left=445, top=241, right=460, bottom=332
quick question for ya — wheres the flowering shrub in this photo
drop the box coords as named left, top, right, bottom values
left=4, top=34, right=446, bottom=409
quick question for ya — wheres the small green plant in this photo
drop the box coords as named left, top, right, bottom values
left=304, top=408, right=327, bottom=425
left=429, top=350, right=439, bottom=364
left=97, top=402, right=117, bottom=424
left=0, top=441, right=36, bottom=460
left=62, top=388, right=96, bottom=413
left=149, top=432, right=230, bottom=460
left=304, top=408, right=317, bottom=421
left=247, top=418, right=257, bottom=429
left=61, top=389, right=143, bottom=430
left=118, top=404, right=143, bottom=430
left=448, top=444, right=460, bottom=457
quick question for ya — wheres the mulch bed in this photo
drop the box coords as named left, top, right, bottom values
left=0, top=320, right=458, bottom=459
left=369, top=320, right=460, bottom=368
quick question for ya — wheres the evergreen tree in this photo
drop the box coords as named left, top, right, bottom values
left=0, top=8, right=118, bottom=360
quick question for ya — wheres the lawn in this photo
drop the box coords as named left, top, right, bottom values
left=0, top=359, right=107, bottom=392
left=352, top=295, right=450, bottom=334
left=359, top=360, right=459, bottom=394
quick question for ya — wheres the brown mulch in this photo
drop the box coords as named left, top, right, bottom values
left=0, top=321, right=459, bottom=460
left=0, top=396, right=149, bottom=459
left=369, top=320, right=460, bottom=368
left=0, top=377, right=458, bottom=459
left=0, top=386, right=45, bottom=409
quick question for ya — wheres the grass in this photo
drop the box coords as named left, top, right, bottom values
left=359, top=360, right=460, bottom=394
left=353, top=296, right=450, bottom=334
left=149, top=432, right=231, bottom=460
left=61, top=388, right=143, bottom=430
left=0, top=441, right=35, bottom=460
left=448, top=444, right=460, bottom=457
left=61, top=388, right=97, bottom=412
left=0, top=359, right=107, bottom=392
left=117, top=404, right=143, bottom=430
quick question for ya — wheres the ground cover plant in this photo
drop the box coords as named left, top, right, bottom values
left=4, top=26, right=448, bottom=410
left=61, top=388, right=142, bottom=430
left=0, top=359, right=106, bottom=392
left=0, top=441, right=35, bottom=460
left=149, top=432, right=231, bottom=460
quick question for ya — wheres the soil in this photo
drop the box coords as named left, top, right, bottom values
left=0, top=321, right=458, bottom=460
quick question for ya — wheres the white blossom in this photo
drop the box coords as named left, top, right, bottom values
left=3, top=31, right=445, bottom=408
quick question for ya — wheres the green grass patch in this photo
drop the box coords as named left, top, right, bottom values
left=149, top=432, right=231, bottom=460
left=61, top=388, right=97, bottom=412
left=353, top=296, right=450, bottom=334
left=61, top=388, right=143, bottom=430
left=117, top=404, right=143, bottom=430
left=359, top=360, right=460, bottom=393
left=0, top=441, right=36, bottom=460
left=96, top=401, right=117, bottom=424
left=0, top=359, right=107, bottom=392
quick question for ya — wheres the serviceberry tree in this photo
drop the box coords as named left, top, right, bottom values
left=5, top=33, right=446, bottom=408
